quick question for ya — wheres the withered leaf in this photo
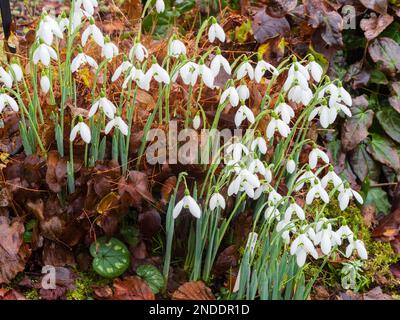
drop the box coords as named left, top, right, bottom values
left=359, top=0, right=388, bottom=15
left=360, top=14, right=393, bottom=41
left=368, top=37, right=400, bottom=76
left=0, top=216, right=31, bottom=284
left=263, top=0, right=297, bottom=18
left=118, top=171, right=154, bottom=211
left=113, top=276, right=155, bottom=300
left=139, top=208, right=161, bottom=238
left=172, top=281, right=215, bottom=300
left=252, top=9, right=290, bottom=43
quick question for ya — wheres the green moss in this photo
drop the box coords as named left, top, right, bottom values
left=24, top=288, right=40, bottom=300
left=306, top=199, right=400, bottom=293
left=66, top=271, right=113, bottom=300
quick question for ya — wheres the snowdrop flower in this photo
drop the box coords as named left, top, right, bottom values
left=0, top=67, right=13, bottom=88
left=155, top=0, right=165, bottom=13
left=255, top=59, right=278, bottom=83
left=81, top=19, right=104, bottom=47
left=9, top=64, right=23, bottom=82
left=274, top=102, right=294, bottom=124
left=76, top=0, right=99, bottom=16
left=173, top=61, right=199, bottom=86
left=284, top=61, right=310, bottom=92
left=345, top=237, right=368, bottom=260
left=198, top=62, right=214, bottom=88
left=268, top=188, right=282, bottom=205
left=36, top=13, right=63, bottom=45
left=306, top=59, right=323, bottom=82
left=220, top=85, right=239, bottom=107
left=265, top=204, right=280, bottom=221
left=306, top=179, right=329, bottom=204
left=71, top=7, right=84, bottom=32
left=58, top=14, right=69, bottom=32
left=235, top=104, right=255, bottom=127
left=276, top=219, right=296, bottom=243
left=101, top=39, right=119, bottom=60
left=193, top=113, right=201, bottom=130
left=40, top=74, right=50, bottom=94
left=105, top=116, right=128, bottom=136
left=208, top=18, right=225, bottom=43
left=236, top=60, right=254, bottom=80
left=286, top=158, right=296, bottom=174
left=89, top=93, right=117, bottom=119
left=290, top=233, right=319, bottom=267
left=70, top=121, right=91, bottom=144
left=295, top=167, right=317, bottom=191
left=122, top=67, right=151, bottom=91
left=0, top=93, right=18, bottom=113
left=111, top=58, right=133, bottom=82
left=253, top=182, right=269, bottom=199
left=316, top=225, right=339, bottom=255
left=336, top=84, right=352, bottom=106
left=248, top=158, right=266, bottom=177
left=308, top=146, right=329, bottom=169
left=228, top=169, right=260, bottom=198
left=285, top=201, right=305, bottom=221
left=168, top=39, right=186, bottom=57
left=338, top=184, right=363, bottom=211
left=250, top=136, right=267, bottom=154
left=129, top=42, right=148, bottom=62
left=32, top=43, right=58, bottom=66
left=321, top=83, right=352, bottom=108
left=173, top=191, right=201, bottom=219
left=147, top=62, right=170, bottom=85
left=266, top=116, right=290, bottom=139
left=336, top=224, right=353, bottom=241
left=210, top=51, right=231, bottom=76
left=71, top=51, right=98, bottom=73
left=321, top=166, right=342, bottom=190
left=308, top=101, right=332, bottom=128
left=237, top=84, right=249, bottom=101
left=287, top=83, right=313, bottom=105
left=330, top=102, right=352, bottom=123
left=226, top=142, right=249, bottom=163
left=209, top=192, right=226, bottom=210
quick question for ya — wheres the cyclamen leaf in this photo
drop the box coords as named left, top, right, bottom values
left=367, top=134, right=400, bottom=172
left=341, top=108, right=374, bottom=152
left=368, top=37, right=400, bottom=76
left=252, top=9, right=290, bottom=43
left=136, top=264, right=164, bottom=294
left=349, top=144, right=381, bottom=182
left=364, top=187, right=391, bottom=215
left=376, top=108, right=400, bottom=143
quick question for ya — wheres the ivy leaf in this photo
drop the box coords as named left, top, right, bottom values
left=364, top=187, right=391, bottom=215
left=349, top=144, right=381, bottom=183
left=368, top=37, right=400, bottom=76
left=376, top=108, right=400, bottom=143
left=136, top=264, right=165, bottom=294
left=341, top=106, right=374, bottom=152
left=367, top=134, right=400, bottom=172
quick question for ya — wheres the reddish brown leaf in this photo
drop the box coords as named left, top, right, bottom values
left=139, top=208, right=161, bottom=238
left=171, top=281, right=215, bottom=300
left=263, top=0, right=297, bottom=18
left=118, top=171, right=154, bottom=211
left=359, top=0, right=388, bottom=15
left=360, top=14, right=393, bottom=41
left=252, top=8, right=290, bottom=43
left=113, top=276, right=155, bottom=300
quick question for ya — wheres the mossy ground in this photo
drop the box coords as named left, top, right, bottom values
left=306, top=199, right=400, bottom=296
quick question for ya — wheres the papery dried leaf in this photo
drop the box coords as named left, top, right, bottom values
left=172, top=281, right=215, bottom=300
left=360, top=14, right=393, bottom=41
left=139, top=208, right=161, bottom=238
left=359, top=0, right=388, bottom=14
left=118, top=171, right=154, bottom=211
left=160, top=176, right=177, bottom=205
left=252, top=8, right=290, bottom=43
left=97, top=192, right=120, bottom=214
left=113, top=276, right=155, bottom=300
left=263, top=0, right=297, bottom=18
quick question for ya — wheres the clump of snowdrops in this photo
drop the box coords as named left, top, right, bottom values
left=0, top=0, right=368, bottom=299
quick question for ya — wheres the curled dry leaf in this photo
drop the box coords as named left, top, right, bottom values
left=262, top=0, right=297, bottom=18
left=171, top=281, right=215, bottom=300
left=118, top=171, right=154, bottom=211
left=160, top=176, right=177, bottom=205
left=113, top=276, right=155, bottom=300
left=0, top=216, right=31, bottom=284
left=359, top=0, right=388, bottom=15
left=360, top=14, right=393, bottom=41
left=252, top=8, right=290, bottom=43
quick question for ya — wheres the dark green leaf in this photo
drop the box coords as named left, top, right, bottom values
left=136, top=264, right=165, bottom=294
left=376, top=108, right=400, bottom=143
left=90, top=237, right=130, bottom=278
left=364, top=187, right=391, bottom=215
left=349, top=144, right=381, bottom=182
left=367, top=134, right=400, bottom=172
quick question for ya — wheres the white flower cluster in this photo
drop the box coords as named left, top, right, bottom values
left=1, top=1, right=367, bottom=270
